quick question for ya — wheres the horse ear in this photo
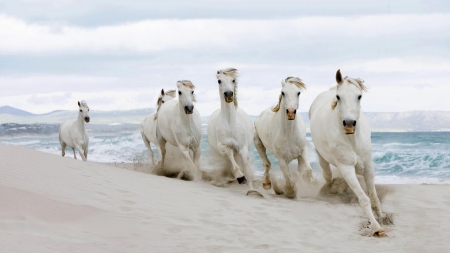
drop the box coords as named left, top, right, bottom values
left=281, top=79, right=286, bottom=88
left=336, top=69, right=343, bottom=85
left=78, top=101, right=80, bottom=107
left=161, top=89, right=164, bottom=95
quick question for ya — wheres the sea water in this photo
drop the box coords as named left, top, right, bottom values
left=1, top=125, right=449, bottom=184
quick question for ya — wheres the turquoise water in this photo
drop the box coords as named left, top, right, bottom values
left=1, top=127, right=449, bottom=184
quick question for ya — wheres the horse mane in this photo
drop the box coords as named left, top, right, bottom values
left=344, top=76, right=367, bottom=92
left=217, top=68, right=238, bottom=107
left=284, top=76, right=307, bottom=89
left=272, top=94, right=283, bottom=112
left=154, top=89, right=177, bottom=120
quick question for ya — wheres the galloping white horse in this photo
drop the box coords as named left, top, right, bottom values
left=156, top=80, right=202, bottom=179
left=59, top=100, right=90, bottom=161
left=207, top=68, right=259, bottom=195
left=141, top=89, right=176, bottom=165
left=309, top=69, right=385, bottom=236
left=254, top=77, right=313, bottom=198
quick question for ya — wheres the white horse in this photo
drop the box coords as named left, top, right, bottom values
left=207, top=68, right=259, bottom=196
left=309, top=69, right=385, bottom=236
left=141, top=89, right=176, bottom=165
left=59, top=100, right=90, bottom=161
left=254, top=77, right=313, bottom=198
left=156, top=80, right=202, bottom=179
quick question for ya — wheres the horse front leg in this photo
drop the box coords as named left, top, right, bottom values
left=254, top=132, right=272, bottom=190
left=218, top=143, right=245, bottom=183
left=363, top=162, right=383, bottom=223
left=75, top=144, right=87, bottom=161
left=277, top=157, right=296, bottom=198
left=177, top=145, right=198, bottom=180
left=317, top=151, right=332, bottom=184
left=338, top=163, right=385, bottom=237
left=84, top=145, right=88, bottom=160
left=298, top=148, right=313, bottom=183
left=239, top=148, right=262, bottom=197
left=157, top=135, right=167, bottom=169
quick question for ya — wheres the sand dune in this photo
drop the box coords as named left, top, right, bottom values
left=1, top=143, right=449, bottom=252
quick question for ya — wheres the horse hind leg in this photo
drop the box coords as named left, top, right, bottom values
left=72, top=148, right=77, bottom=159
left=84, top=145, right=88, bottom=160
left=254, top=132, right=272, bottom=190
left=298, top=148, right=314, bottom=183
left=61, top=142, right=67, bottom=157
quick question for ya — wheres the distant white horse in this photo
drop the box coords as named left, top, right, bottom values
left=156, top=80, right=202, bottom=179
left=141, top=89, right=176, bottom=165
left=254, top=77, right=313, bottom=198
left=207, top=68, right=260, bottom=196
left=309, top=69, right=385, bottom=236
left=59, top=100, right=90, bottom=161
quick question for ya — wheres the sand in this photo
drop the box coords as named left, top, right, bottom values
left=1, top=143, right=450, bottom=252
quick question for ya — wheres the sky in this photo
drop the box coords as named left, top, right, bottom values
left=0, top=0, right=449, bottom=115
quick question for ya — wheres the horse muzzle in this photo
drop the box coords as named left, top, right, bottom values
left=286, top=109, right=296, bottom=120
left=224, top=91, right=234, bottom=103
left=84, top=117, right=90, bottom=123
left=343, top=119, right=356, bottom=134
left=184, top=105, right=194, bottom=114
left=344, top=126, right=355, bottom=134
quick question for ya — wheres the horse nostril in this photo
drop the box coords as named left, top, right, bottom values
left=353, top=121, right=357, bottom=127
left=286, top=109, right=289, bottom=114
left=294, top=109, right=297, bottom=115
left=343, top=120, right=346, bottom=126
left=224, top=91, right=233, bottom=98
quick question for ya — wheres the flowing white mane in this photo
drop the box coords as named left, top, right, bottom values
left=177, top=80, right=195, bottom=89
left=284, top=76, right=307, bottom=90
left=344, top=76, right=368, bottom=92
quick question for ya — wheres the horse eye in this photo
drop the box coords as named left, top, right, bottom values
left=218, top=80, right=221, bottom=84
left=232, top=79, right=235, bottom=83
left=178, top=91, right=182, bottom=95
left=281, top=92, right=285, bottom=96
left=79, top=110, right=82, bottom=112
left=162, top=101, right=165, bottom=103
left=298, top=92, right=301, bottom=96
left=358, top=95, right=362, bottom=100
left=336, top=95, right=340, bottom=100
left=191, top=91, right=194, bottom=94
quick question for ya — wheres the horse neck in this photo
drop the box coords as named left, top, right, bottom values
left=77, top=113, right=85, bottom=130
left=277, top=100, right=298, bottom=134
left=219, top=98, right=237, bottom=125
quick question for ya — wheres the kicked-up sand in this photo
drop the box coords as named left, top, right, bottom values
left=1, top=143, right=449, bottom=252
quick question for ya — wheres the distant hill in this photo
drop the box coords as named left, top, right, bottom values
left=0, top=106, right=155, bottom=125
left=1, top=106, right=450, bottom=131
left=0, top=106, right=35, bottom=116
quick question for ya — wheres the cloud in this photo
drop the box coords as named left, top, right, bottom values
left=0, top=14, right=449, bottom=55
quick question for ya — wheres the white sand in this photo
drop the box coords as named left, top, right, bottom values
left=1, top=143, right=449, bottom=252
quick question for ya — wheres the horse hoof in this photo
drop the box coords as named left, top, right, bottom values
left=262, top=182, right=272, bottom=190
left=246, top=190, right=263, bottom=197
left=373, top=229, right=386, bottom=237
left=237, top=176, right=247, bottom=184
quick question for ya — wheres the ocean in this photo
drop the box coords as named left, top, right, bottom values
left=1, top=125, right=449, bottom=184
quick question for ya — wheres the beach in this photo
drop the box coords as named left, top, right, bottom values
left=1, top=143, right=449, bottom=252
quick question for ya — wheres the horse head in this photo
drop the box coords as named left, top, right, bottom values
left=216, top=68, right=238, bottom=107
left=273, top=76, right=306, bottom=120
left=78, top=100, right=90, bottom=123
left=177, top=80, right=196, bottom=114
left=332, top=69, right=367, bottom=134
